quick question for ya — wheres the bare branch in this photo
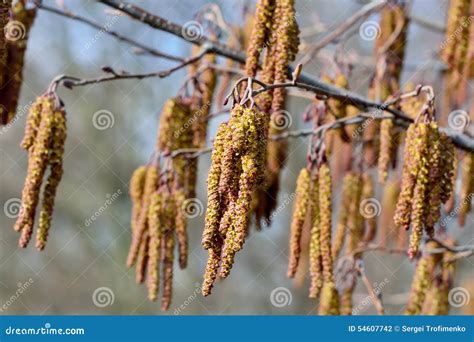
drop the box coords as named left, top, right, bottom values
left=36, top=2, right=183, bottom=62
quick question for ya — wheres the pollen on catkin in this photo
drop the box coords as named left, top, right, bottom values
left=15, top=94, right=67, bottom=250
left=287, top=168, right=311, bottom=278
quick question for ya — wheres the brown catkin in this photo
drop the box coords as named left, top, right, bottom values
left=287, top=168, right=311, bottom=278
left=0, top=1, right=36, bottom=125
left=129, top=166, right=147, bottom=236
left=21, top=97, right=43, bottom=151
left=135, top=233, right=149, bottom=284
left=0, top=0, right=11, bottom=89
left=161, top=198, right=176, bottom=311
left=174, top=188, right=188, bottom=269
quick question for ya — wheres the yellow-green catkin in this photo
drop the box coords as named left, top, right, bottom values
left=394, top=124, right=418, bottom=231
left=161, top=194, right=177, bottom=311
left=244, top=0, right=275, bottom=78
left=36, top=106, right=67, bottom=250
left=127, top=165, right=159, bottom=268
left=15, top=95, right=67, bottom=250
left=332, top=172, right=355, bottom=259
left=458, top=153, right=474, bottom=226
left=319, top=281, right=340, bottom=315
left=202, top=105, right=267, bottom=294
left=309, top=174, right=322, bottom=298
left=408, top=123, right=430, bottom=259
left=378, top=118, right=394, bottom=184
left=405, top=241, right=442, bottom=315
left=319, top=163, right=334, bottom=284
left=129, top=166, right=147, bottom=235
left=0, top=1, right=36, bottom=125
left=362, top=173, right=377, bottom=242
left=146, top=192, right=164, bottom=301
left=174, top=188, right=188, bottom=269
left=287, top=168, right=311, bottom=278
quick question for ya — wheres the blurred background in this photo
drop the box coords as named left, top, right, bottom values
left=0, top=0, right=472, bottom=315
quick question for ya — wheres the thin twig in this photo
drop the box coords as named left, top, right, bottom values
left=355, top=261, right=385, bottom=315
left=84, top=0, right=473, bottom=152
left=36, top=2, right=183, bottom=62
left=297, top=0, right=388, bottom=65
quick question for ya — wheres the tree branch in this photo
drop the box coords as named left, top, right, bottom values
left=96, top=0, right=474, bottom=153
left=36, top=2, right=183, bottom=62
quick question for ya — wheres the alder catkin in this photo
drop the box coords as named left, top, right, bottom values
left=287, top=168, right=311, bottom=278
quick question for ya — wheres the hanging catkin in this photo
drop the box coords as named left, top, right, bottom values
left=394, top=118, right=455, bottom=258
left=202, top=104, right=267, bottom=294
left=252, top=0, right=300, bottom=228
left=0, top=1, right=36, bottom=125
left=287, top=168, right=311, bottom=278
left=0, top=0, right=11, bottom=89
left=405, top=241, right=442, bottom=315
left=15, top=94, right=67, bottom=250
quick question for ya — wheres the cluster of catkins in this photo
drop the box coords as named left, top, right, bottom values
left=441, top=0, right=473, bottom=108
left=287, top=162, right=340, bottom=315
left=202, top=104, right=267, bottom=296
left=0, top=1, right=36, bottom=125
left=364, top=1, right=408, bottom=182
left=405, top=241, right=457, bottom=315
left=246, top=0, right=300, bottom=228
left=15, top=94, right=67, bottom=250
left=201, top=0, right=300, bottom=295
left=394, top=118, right=455, bottom=259
left=127, top=96, right=198, bottom=310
